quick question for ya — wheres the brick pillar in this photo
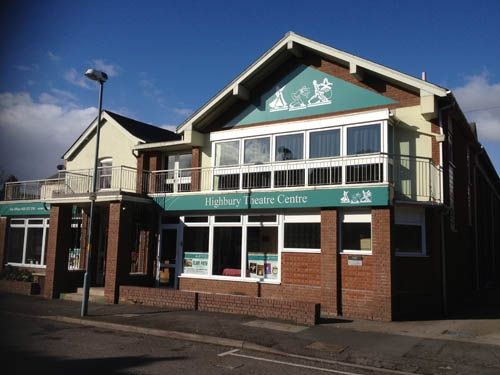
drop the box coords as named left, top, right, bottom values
left=321, top=209, right=338, bottom=316
left=104, top=202, right=131, bottom=303
left=371, top=208, right=393, bottom=321
left=148, top=152, right=161, bottom=193
left=44, top=205, right=72, bottom=299
left=191, top=147, right=201, bottom=192
left=0, top=217, right=8, bottom=271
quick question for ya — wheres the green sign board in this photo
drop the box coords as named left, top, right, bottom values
left=0, top=201, right=50, bottom=216
left=154, top=186, right=389, bottom=212
left=224, top=65, right=396, bottom=127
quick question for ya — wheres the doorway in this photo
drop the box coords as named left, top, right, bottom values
left=158, top=224, right=182, bottom=288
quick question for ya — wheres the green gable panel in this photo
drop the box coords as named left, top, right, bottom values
left=153, top=186, right=389, bottom=212
left=224, top=65, right=396, bottom=127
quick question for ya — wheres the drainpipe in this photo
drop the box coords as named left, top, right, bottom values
left=438, top=100, right=454, bottom=317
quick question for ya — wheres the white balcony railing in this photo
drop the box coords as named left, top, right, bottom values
left=3, top=154, right=442, bottom=203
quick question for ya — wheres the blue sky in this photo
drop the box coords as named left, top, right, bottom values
left=1, top=0, right=499, bottom=179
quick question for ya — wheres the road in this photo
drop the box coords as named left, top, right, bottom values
left=1, top=312, right=415, bottom=375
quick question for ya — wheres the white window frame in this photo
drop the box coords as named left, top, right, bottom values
left=98, top=157, right=113, bottom=190
left=7, top=217, right=49, bottom=268
left=212, top=139, right=241, bottom=167
left=242, top=135, right=272, bottom=165
left=394, top=207, right=426, bottom=257
left=282, top=213, right=321, bottom=253
left=340, top=209, right=372, bottom=255
left=308, top=126, right=342, bottom=159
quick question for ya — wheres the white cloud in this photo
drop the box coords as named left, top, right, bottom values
left=139, top=77, right=166, bottom=107
left=454, top=73, right=500, bottom=142
left=0, top=92, right=96, bottom=179
left=173, top=107, right=193, bottom=117
left=48, top=51, right=60, bottom=61
left=92, top=59, right=119, bottom=77
left=14, top=64, right=38, bottom=72
left=64, top=68, right=92, bottom=89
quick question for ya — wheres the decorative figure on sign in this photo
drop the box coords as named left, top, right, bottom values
left=269, top=86, right=288, bottom=112
left=340, top=191, right=350, bottom=203
left=289, top=86, right=310, bottom=111
left=360, top=190, right=372, bottom=203
left=308, top=78, right=333, bottom=107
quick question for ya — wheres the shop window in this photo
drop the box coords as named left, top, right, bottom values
left=246, top=227, right=278, bottom=279
left=184, top=216, right=208, bottom=223
left=394, top=207, right=426, bottom=256
left=341, top=210, right=371, bottom=253
left=7, top=227, right=24, bottom=263
left=212, top=227, right=242, bottom=276
left=284, top=223, right=320, bottom=250
left=183, top=227, right=209, bottom=275
left=7, top=218, right=49, bottom=266
left=214, top=215, right=241, bottom=223
left=248, top=215, right=277, bottom=223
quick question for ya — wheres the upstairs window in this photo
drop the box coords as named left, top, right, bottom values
left=98, top=158, right=112, bottom=189
left=215, top=141, right=240, bottom=166
left=244, top=137, right=270, bottom=164
left=347, top=124, right=380, bottom=155
left=275, top=133, right=304, bottom=161
left=309, top=129, right=340, bottom=158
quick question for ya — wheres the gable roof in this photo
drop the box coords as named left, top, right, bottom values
left=177, top=32, right=450, bottom=133
left=63, top=110, right=180, bottom=160
left=105, top=111, right=181, bottom=143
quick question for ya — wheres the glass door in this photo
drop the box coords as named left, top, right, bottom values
left=158, top=225, right=182, bottom=288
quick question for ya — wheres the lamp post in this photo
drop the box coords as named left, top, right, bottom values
left=81, top=68, right=108, bottom=317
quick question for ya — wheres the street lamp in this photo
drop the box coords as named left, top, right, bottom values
left=81, top=68, right=108, bottom=317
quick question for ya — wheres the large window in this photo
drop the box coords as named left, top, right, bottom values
left=183, top=227, right=209, bottom=275
left=215, top=141, right=240, bottom=166
left=394, top=207, right=426, bottom=256
left=310, top=129, right=340, bottom=158
left=341, top=210, right=371, bottom=253
left=244, top=137, right=270, bottom=164
left=7, top=218, right=49, bottom=267
left=283, top=214, right=321, bottom=251
left=98, top=158, right=112, bottom=189
left=246, top=226, right=278, bottom=280
left=347, top=124, right=380, bottom=155
left=212, top=227, right=242, bottom=276
left=275, top=133, right=304, bottom=161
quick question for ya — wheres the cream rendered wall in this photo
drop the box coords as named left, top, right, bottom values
left=66, top=120, right=138, bottom=171
left=393, top=105, right=433, bottom=159
left=200, top=134, right=212, bottom=169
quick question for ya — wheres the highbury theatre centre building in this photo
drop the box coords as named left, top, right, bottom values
left=1, top=33, right=499, bottom=324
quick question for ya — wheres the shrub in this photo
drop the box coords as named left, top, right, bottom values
left=0, top=265, right=34, bottom=282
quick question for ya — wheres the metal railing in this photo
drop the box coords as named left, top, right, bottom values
left=3, top=154, right=442, bottom=203
left=4, top=166, right=150, bottom=201
left=150, top=153, right=442, bottom=203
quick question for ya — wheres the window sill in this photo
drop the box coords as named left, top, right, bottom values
left=282, top=248, right=320, bottom=253
left=395, top=252, right=429, bottom=258
left=339, top=250, right=372, bottom=256
left=7, top=263, right=46, bottom=268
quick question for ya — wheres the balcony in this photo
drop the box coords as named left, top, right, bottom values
left=149, top=153, right=442, bottom=203
left=3, top=154, right=442, bottom=204
left=3, top=166, right=150, bottom=201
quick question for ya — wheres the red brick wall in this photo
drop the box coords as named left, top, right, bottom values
left=198, top=292, right=319, bottom=325
left=0, top=217, right=7, bottom=271
left=339, top=208, right=393, bottom=321
left=281, top=252, right=321, bottom=286
left=120, top=286, right=196, bottom=310
left=191, top=147, right=201, bottom=192
left=321, top=209, right=338, bottom=315
left=0, top=280, right=40, bottom=295
left=179, top=277, right=259, bottom=296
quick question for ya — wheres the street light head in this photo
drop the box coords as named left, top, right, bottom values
left=84, top=69, right=108, bottom=83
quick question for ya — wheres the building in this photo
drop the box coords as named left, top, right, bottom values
left=1, top=32, right=499, bottom=323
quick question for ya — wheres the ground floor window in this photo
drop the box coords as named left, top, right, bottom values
left=394, top=207, right=426, bottom=256
left=213, top=226, right=242, bottom=276
left=341, top=209, right=372, bottom=254
left=7, top=218, right=49, bottom=267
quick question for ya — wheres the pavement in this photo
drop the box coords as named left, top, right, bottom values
left=1, top=292, right=500, bottom=374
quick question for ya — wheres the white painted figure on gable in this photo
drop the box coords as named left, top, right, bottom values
left=308, top=78, right=333, bottom=107
left=341, top=191, right=350, bottom=203
left=289, top=86, right=310, bottom=111
left=269, top=86, right=288, bottom=112
left=360, top=190, right=372, bottom=203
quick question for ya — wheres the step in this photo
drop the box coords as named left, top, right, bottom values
left=76, top=287, right=105, bottom=296
left=60, top=292, right=106, bottom=304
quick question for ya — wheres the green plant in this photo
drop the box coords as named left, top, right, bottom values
left=0, top=265, right=33, bottom=282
